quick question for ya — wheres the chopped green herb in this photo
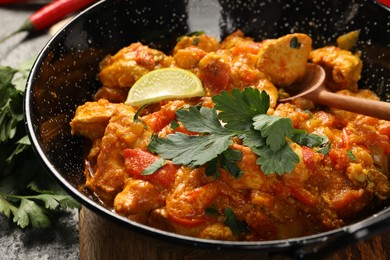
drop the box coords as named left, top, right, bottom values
left=133, top=104, right=148, bottom=128
left=221, top=149, right=243, bottom=178
left=347, top=150, right=356, bottom=161
left=170, top=120, right=179, bottom=129
left=205, top=205, right=220, bottom=216
left=205, top=157, right=220, bottom=179
left=290, top=36, right=301, bottom=49
left=318, top=142, right=331, bottom=155
left=177, top=31, right=205, bottom=42
left=223, top=207, right=249, bottom=235
left=193, top=37, right=200, bottom=45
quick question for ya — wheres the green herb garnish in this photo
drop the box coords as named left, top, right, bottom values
left=347, top=150, right=356, bottom=161
left=142, top=158, right=166, bottom=175
left=177, top=31, right=205, bottom=42
left=318, top=142, right=331, bottom=155
left=205, top=205, right=220, bottom=216
left=170, top=120, right=179, bottom=129
left=223, top=207, right=249, bottom=235
left=290, top=36, right=301, bottom=49
left=0, top=62, right=80, bottom=229
left=149, top=87, right=327, bottom=176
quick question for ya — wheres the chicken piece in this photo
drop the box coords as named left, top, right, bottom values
left=309, top=46, right=362, bottom=91
left=86, top=104, right=148, bottom=204
left=173, top=34, right=220, bottom=55
left=94, top=86, right=130, bottom=103
left=114, top=178, right=162, bottom=216
left=220, top=29, right=262, bottom=55
left=173, top=46, right=207, bottom=71
left=70, top=99, right=118, bottom=140
left=254, top=78, right=278, bottom=110
left=256, top=33, right=312, bottom=87
left=98, top=42, right=173, bottom=88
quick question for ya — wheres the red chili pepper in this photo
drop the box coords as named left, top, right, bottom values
left=0, top=0, right=95, bottom=43
left=0, top=0, right=27, bottom=4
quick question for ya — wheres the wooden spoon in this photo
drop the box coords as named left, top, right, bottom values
left=279, top=63, right=390, bottom=121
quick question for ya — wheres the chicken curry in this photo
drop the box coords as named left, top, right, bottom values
left=70, top=30, right=390, bottom=241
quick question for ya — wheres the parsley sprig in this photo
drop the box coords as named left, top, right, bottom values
left=0, top=61, right=80, bottom=228
left=149, top=87, right=327, bottom=176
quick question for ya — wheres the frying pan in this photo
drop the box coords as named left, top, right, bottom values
left=24, top=0, right=390, bottom=258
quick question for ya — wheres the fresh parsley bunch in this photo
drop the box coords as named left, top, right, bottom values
left=149, top=87, right=328, bottom=177
left=0, top=61, right=80, bottom=229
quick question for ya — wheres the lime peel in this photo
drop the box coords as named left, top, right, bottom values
left=125, top=68, right=205, bottom=106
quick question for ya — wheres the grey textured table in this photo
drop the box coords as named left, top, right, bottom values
left=0, top=4, right=79, bottom=260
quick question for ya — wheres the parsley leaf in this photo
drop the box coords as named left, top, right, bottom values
left=142, top=158, right=165, bottom=175
left=151, top=87, right=327, bottom=176
left=253, top=114, right=294, bottom=151
left=155, top=107, right=235, bottom=167
left=213, top=88, right=269, bottom=131
left=0, top=62, right=80, bottom=229
left=318, top=142, right=331, bottom=155
left=291, top=130, right=328, bottom=148
left=253, top=144, right=299, bottom=175
left=156, top=132, right=232, bottom=167
left=176, top=106, right=232, bottom=134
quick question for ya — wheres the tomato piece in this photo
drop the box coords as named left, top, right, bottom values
left=328, top=148, right=350, bottom=170
left=123, top=149, right=178, bottom=188
left=301, top=146, right=317, bottom=172
left=198, top=54, right=232, bottom=94
left=289, top=186, right=317, bottom=207
left=142, top=100, right=185, bottom=132
left=167, top=213, right=207, bottom=227
left=378, top=123, right=390, bottom=137
left=329, top=189, right=364, bottom=209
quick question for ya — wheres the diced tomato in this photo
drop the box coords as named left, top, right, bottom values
left=123, top=149, right=178, bottom=188
left=301, top=146, right=318, bottom=172
left=167, top=213, right=207, bottom=227
left=329, top=189, right=364, bottom=209
left=378, top=123, right=390, bottom=137
left=374, top=134, right=390, bottom=155
left=289, top=186, right=317, bottom=207
left=328, top=148, right=350, bottom=170
left=142, top=105, right=178, bottom=133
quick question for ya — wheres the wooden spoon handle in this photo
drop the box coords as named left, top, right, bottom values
left=313, top=90, right=390, bottom=121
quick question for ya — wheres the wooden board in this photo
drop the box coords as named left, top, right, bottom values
left=79, top=207, right=390, bottom=260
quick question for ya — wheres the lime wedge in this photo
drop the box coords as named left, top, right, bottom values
left=125, top=68, right=205, bottom=106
